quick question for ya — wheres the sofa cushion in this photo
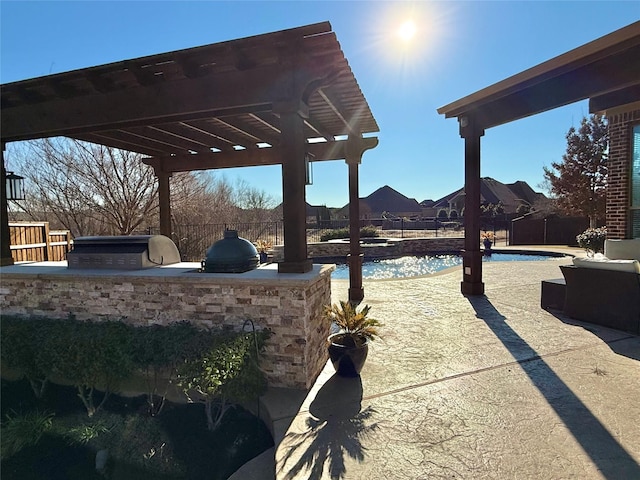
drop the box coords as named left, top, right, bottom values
left=573, top=256, right=640, bottom=273
left=605, top=239, right=640, bottom=261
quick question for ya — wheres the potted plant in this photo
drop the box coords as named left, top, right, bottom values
left=255, top=239, right=272, bottom=264
left=576, top=226, right=606, bottom=257
left=323, top=301, right=383, bottom=377
left=481, top=231, right=495, bottom=250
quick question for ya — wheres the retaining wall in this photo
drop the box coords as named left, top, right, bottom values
left=273, top=237, right=465, bottom=261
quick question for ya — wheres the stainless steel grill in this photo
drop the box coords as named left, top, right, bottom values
left=67, top=235, right=181, bottom=270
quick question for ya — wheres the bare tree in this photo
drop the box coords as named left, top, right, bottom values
left=233, top=178, right=280, bottom=223
left=168, top=173, right=242, bottom=259
left=7, top=138, right=158, bottom=236
left=6, top=139, right=281, bottom=256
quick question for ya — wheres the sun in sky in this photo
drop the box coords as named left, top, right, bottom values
left=363, top=4, right=444, bottom=90
left=397, top=20, right=417, bottom=43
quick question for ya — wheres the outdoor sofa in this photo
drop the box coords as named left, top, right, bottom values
left=559, top=239, right=640, bottom=334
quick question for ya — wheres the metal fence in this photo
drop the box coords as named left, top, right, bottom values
left=147, top=219, right=511, bottom=261
left=148, top=222, right=284, bottom=261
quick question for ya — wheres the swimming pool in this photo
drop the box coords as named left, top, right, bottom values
left=330, top=252, right=566, bottom=280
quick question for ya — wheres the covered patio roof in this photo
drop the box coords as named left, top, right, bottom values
left=437, top=21, right=640, bottom=296
left=1, top=22, right=379, bottom=298
left=1, top=21, right=379, bottom=166
left=438, top=21, right=640, bottom=128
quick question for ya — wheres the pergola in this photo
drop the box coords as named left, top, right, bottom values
left=0, top=22, right=379, bottom=301
left=438, top=21, right=640, bottom=295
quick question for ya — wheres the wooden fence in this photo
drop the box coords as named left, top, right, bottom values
left=9, top=222, right=72, bottom=262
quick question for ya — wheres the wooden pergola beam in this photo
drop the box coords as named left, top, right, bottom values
left=141, top=137, right=379, bottom=172
left=1, top=60, right=340, bottom=142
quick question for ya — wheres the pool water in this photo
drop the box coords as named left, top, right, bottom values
left=330, top=253, right=564, bottom=280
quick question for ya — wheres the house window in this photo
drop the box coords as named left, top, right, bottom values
left=632, top=124, right=640, bottom=238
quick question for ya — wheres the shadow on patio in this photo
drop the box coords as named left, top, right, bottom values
left=277, top=375, right=380, bottom=480
left=467, top=295, right=640, bottom=479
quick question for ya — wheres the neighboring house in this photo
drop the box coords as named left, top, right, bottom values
left=506, top=180, right=545, bottom=208
left=419, top=199, right=436, bottom=217
left=430, top=177, right=545, bottom=216
left=306, top=203, right=331, bottom=224
left=332, top=179, right=544, bottom=220
left=335, top=185, right=422, bottom=219
left=273, top=202, right=331, bottom=224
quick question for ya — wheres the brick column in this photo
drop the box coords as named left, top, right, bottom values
left=606, top=109, right=640, bottom=239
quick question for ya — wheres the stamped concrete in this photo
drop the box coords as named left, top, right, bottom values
left=233, top=248, right=640, bottom=479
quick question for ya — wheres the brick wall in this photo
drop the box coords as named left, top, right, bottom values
left=0, top=264, right=334, bottom=390
left=606, top=108, right=640, bottom=239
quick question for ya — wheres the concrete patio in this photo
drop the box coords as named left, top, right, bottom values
left=232, top=247, right=640, bottom=479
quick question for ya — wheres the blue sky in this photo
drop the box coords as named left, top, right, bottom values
left=1, top=1, right=638, bottom=208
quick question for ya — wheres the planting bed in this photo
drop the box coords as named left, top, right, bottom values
left=0, top=378, right=273, bottom=479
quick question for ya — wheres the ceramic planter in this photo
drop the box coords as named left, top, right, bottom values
left=327, top=333, right=369, bottom=377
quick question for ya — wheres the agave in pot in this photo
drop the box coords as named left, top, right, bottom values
left=323, top=301, right=383, bottom=377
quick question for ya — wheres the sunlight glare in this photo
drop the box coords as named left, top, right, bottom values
left=397, top=20, right=417, bottom=43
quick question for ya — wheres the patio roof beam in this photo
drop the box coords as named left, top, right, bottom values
left=438, top=23, right=640, bottom=129
left=141, top=136, right=379, bottom=172
left=0, top=63, right=307, bottom=142
left=590, top=85, right=640, bottom=113
left=450, top=49, right=640, bottom=129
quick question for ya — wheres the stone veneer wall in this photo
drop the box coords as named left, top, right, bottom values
left=606, top=108, right=640, bottom=239
left=273, top=237, right=465, bottom=261
left=0, top=264, right=334, bottom=390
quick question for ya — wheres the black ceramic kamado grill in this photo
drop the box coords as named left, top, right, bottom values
left=201, top=230, right=259, bottom=273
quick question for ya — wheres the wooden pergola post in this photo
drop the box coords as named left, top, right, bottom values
left=459, top=115, right=485, bottom=296
left=347, top=158, right=363, bottom=302
left=345, top=136, right=378, bottom=303
left=153, top=165, right=172, bottom=238
left=1, top=144, right=14, bottom=266
left=277, top=103, right=313, bottom=274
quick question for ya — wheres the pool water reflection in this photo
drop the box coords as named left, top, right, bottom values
left=331, top=253, right=564, bottom=280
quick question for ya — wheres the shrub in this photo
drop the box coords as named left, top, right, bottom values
left=177, top=330, right=269, bottom=431
left=320, top=226, right=379, bottom=241
left=576, top=226, right=606, bottom=255
left=1, top=410, right=54, bottom=459
left=449, top=209, right=458, bottom=220
left=53, top=320, right=135, bottom=417
left=1, top=317, right=271, bottom=426
left=132, top=322, right=215, bottom=416
left=0, top=317, right=58, bottom=398
left=360, top=225, right=379, bottom=238
left=62, top=418, right=112, bottom=445
left=320, top=228, right=347, bottom=241
left=1, top=317, right=135, bottom=414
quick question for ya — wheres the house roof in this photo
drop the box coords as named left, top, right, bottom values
left=432, top=177, right=545, bottom=213
left=506, top=180, right=545, bottom=206
left=438, top=21, right=640, bottom=129
left=1, top=22, right=379, bottom=170
left=359, top=185, right=422, bottom=214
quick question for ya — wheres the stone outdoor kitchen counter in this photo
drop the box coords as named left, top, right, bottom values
left=0, top=261, right=335, bottom=390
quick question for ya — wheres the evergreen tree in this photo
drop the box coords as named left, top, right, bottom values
left=543, top=115, right=608, bottom=227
